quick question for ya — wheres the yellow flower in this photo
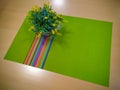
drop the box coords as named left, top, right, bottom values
left=57, top=14, right=62, bottom=18
left=51, top=30, right=55, bottom=34
left=47, top=2, right=51, bottom=6
left=29, top=26, right=35, bottom=31
left=31, top=5, right=39, bottom=11
left=31, top=26, right=35, bottom=30
left=52, top=23, right=56, bottom=26
left=44, top=17, right=48, bottom=19
left=36, top=32, right=42, bottom=38
left=54, top=29, right=58, bottom=32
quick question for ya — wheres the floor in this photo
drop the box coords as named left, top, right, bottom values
left=0, top=0, right=120, bottom=90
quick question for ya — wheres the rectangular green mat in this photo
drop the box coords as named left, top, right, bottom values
left=4, top=13, right=112, bottom=87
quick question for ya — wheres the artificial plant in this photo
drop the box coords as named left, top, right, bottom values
left=29, top=2, right=64, bottom=36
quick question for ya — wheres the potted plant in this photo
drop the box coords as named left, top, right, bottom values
left=29, top=2, right=64, bottom=37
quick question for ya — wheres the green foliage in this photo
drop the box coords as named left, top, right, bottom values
left=29, top=2, right=64, bottom=36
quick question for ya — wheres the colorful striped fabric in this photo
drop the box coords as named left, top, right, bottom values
left=24, top=35, right=54, bottom=68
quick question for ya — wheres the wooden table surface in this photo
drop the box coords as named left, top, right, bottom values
left=0, top=0, right=120, bottom=90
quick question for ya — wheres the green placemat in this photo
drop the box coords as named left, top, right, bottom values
left=4, top=13, right=112, bottom=87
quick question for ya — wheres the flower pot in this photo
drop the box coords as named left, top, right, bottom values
left=42, top=31, right=52, bottom=36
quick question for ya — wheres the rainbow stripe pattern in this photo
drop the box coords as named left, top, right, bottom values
left=24, top=35, right=54, bottom=68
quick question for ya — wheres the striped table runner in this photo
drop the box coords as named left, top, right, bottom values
left=24, top=35, right=54, bottom=68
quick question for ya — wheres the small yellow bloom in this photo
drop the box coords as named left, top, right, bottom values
left=31, top=5, right=39, bottom=11
left=37, top=32, right=42, bottom=38
left=47, top=2, right=51, bottom=6
left=54, top=29, right=58, bottom=32
left=52, top=23, right=56, bottom=26
left=57, top=14, right=61, bottom=18
left=44, top=17, right=48, bottom=19
left=51, top=30, right=55, bottom=34
left=31, top=26, right=35, bottom=30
